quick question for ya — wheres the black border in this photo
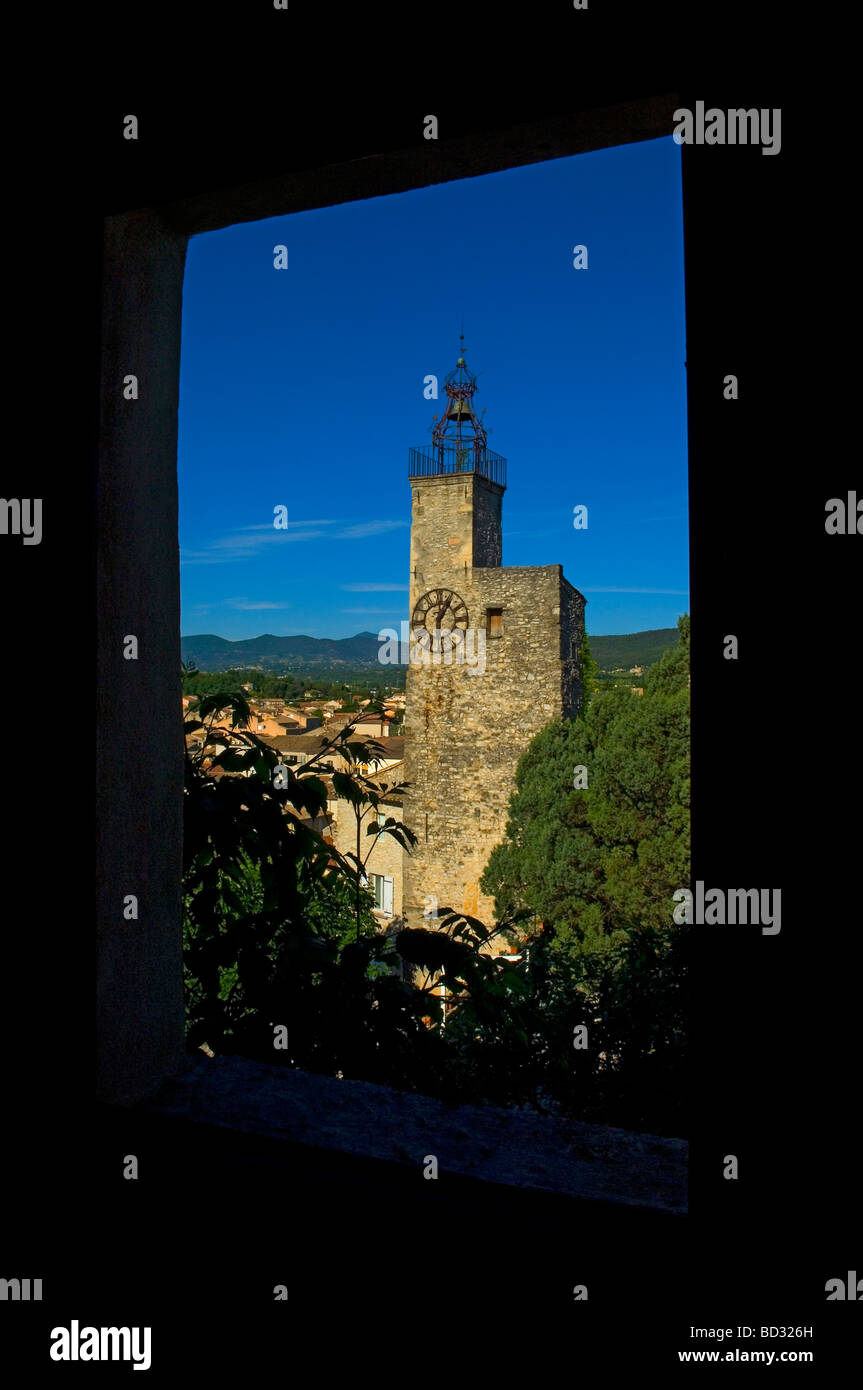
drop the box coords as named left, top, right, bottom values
left=3, top=17, right=857, bottom=1367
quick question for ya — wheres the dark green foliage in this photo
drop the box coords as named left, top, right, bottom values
left=183, top=692, right=391, bottom=1060
left=579, top=629, right=601, bottom=714
left=475, top=615, right=690, bottom=1130
left=482, top=614, right=690, bottom=952
left=182, top=617, right=689, bottom=1136
left=182, top=689, right=455, bottom=1095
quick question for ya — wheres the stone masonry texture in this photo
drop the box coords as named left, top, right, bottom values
left=403, top=471, right=584, bottom=935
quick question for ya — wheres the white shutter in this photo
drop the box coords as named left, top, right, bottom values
left=383, top=877, right=394, bottom=915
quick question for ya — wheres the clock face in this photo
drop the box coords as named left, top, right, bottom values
left=411, top=588, right=470, bottom=642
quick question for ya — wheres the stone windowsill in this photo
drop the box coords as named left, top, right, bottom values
left=144, top=1054, right=688, bottom=1216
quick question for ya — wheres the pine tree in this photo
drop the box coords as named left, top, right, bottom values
left=481, top=614, right=690, bottom=957
left=579, top=629, right=601, bottom=714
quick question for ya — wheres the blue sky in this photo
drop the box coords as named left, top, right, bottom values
left=178, top=135, right=688, bottom=641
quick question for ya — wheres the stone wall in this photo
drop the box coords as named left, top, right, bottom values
left=472, top=475, right=504, bottom=567
left=97, top=209, right=188, bottom=1105
left=409, top=473, right=505, bottom=589
left=560, top=576, right=587, bottom=719
left=403, top=557, right=584, bottom=932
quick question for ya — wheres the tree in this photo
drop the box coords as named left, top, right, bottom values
left=180, top=622, right=690, bottom=1134
left=182, top=690, right=407, bottom=1056
left=472, top=616, right=690, bottom=1131
left=481, top=614, right=690, bottom=955
left=329, top=737, right=416, bottom=941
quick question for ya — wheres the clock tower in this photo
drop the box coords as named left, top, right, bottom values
left=402, top=337, right=586, bottom=938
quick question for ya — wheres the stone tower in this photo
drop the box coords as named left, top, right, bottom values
left=402, top=338, right=585, bottom=937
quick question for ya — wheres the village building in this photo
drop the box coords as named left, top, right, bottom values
left=326, top=765, right=406, bottom=925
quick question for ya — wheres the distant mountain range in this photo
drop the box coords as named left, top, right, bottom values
left=181, top=631, right=380, bottom=672
left=181, top=627, right=679, bottom=674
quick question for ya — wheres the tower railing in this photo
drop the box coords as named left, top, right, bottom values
left=408, top=444, right=507, bottom=487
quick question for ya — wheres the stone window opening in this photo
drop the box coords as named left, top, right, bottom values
left=94, top=91, right=688, bottom=1234
left=487, top=607, right=504, bottom=638
left=371, top=873, right=394, bottom=915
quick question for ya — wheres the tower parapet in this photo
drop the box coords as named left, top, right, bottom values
left=408, top=334, right=507, bottom=487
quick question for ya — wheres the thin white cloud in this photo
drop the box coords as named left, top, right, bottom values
left=340, top=582, right=409, bottom=592
left=582, top=586, right=690, bottom=595
left=210, top=529, right=324, bottom=551
left=180, top=518, right=407, bottom=565
left=227, top=600, right=291, bottom=611
left=181, top=530, right=324, bottom=564
left=180, top=552, right=244, bottom=567
left=341, top=607, right=407, bottom=615
left=232, top=519, right=341, bottom=531
left=337, top=520, right=409, bottom=540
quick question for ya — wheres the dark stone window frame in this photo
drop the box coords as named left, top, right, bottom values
left=486, top=606, right=505, bottom=638
left=96, top=94, right=682, bottom=1109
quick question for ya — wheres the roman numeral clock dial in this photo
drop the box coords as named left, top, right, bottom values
left=411, top=588, right=470, bottom=644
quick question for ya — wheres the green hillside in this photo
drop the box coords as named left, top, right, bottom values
left=587, top=628, right=679, bottom=671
